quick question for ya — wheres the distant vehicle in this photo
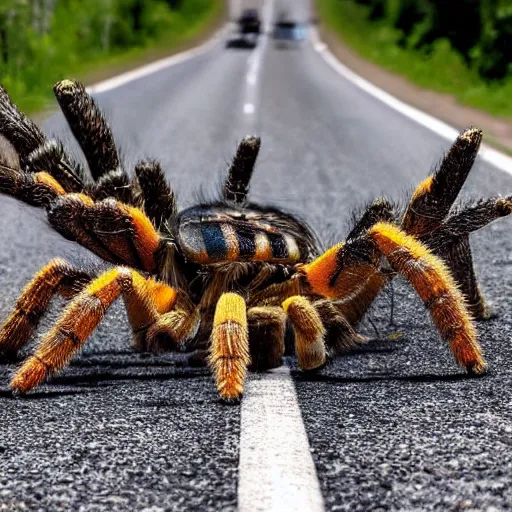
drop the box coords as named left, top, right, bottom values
left=226, top=8, right=261, bottom=49
left=272, top=18, right=308, bottom=48
left=238, top=8, right=261, bottom=35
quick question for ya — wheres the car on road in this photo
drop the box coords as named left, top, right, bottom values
left=238, top=8, right=261, bottom=35
left=226, top=8, right=261, bottom=49
left=272, top=12, right=308, bottom=49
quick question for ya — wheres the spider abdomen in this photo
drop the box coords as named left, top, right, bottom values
left=177, top=204, right=313, bottom=265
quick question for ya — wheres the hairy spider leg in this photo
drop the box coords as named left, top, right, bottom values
left=209, top=293, right=251, bottom=402
left=9, top=267, right=194, bottom=394
left=232, top=289, right=365, bottom=371
left=0, top=165, right=66, bottom=207
left=181, top=306, right=287, bottom=372
left=283, top=295, right=327, bottom=370
left=400, top=127, right=500, bottom=320
left=300, top=222, right=486, bottom=375
left=0, top=85, right=46, bottom=169
left=134, top=160, right=177, bottom=229
left=54, top=80, right=120, bottom=181
left=53, top=79, right=139, bottom=204
left=441, top=196, right=512, bottom=237
left=342, top=128, right=488, bottom=325
left=402, top=127, right=483, bottom=236
left=313, top=299, right=368, bottom=355
left=369, top=223, right=485, bottom=374
left=48, top=194, right=161, bottom=271
left=247, top=306, right=286, bottom=371
left=428, top=196, right=512, bottom=319
left=334, top=199, right=397, bottom=327
left=143, top=289, right=199, bottom=354
left=223, top=136, right=261, bottom=205
left=246, top=272, right=363, bottom=365
left=0, top=148, right=163, bottom=272
left=0, top=259, right=91, bottom=358
left=0, top=85, right=83, bottom=191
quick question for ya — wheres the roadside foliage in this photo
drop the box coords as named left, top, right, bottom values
left=0, top=0, right=218, bottom=112
left=323, top=0, right=512, bottom=118
left=358, top=0, right=512, bottom=79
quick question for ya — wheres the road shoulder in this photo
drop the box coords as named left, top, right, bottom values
left=314, top=20, right=512, bottom=154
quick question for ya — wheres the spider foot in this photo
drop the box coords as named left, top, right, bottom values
left=466, top=361, right=488, bottom=377
left=10, top=356, right=49, bottom=395
left=474, top=303, right=498, bottom=322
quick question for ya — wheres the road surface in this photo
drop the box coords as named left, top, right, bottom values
left=0, top=0, right=511, bottom=510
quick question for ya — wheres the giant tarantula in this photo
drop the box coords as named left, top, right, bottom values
left=0, top=79, right=510, bottom=402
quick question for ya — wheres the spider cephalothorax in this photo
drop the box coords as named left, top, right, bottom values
left=0, top=79, right=509, bottom=402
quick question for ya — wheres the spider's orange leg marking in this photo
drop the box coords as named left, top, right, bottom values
left=0, top=258, right=90, bottom=358
left=299, top=242, right=379, bottom=300
left=9, top=268, right=181, bottom=394
left=144, top=287, right=200, bottom=353
left=283, top=295, right=326, bottom=371
left=369, top=222, right=486, bottom=374
left=48, top=195, right=161, bottom=270
left=0, top=164, right=66, bottom=207
left=300, top=222, right=485, bottom=374
left=209, top=293, right=250, bottom=402
left=120, top=203, right=160, bottom=270
left=33, top=172, right=66, bottom=195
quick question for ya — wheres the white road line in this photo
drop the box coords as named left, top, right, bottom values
left=238, top=366, right=325, bottom=512
left=238, top=5, right=324, bottom=508
left=246, top=49, right=261, bottom=86
left=310, top=28, right=512, bottom=176
left=86, top=25, right=229, bottom=95
left=243, top=103, right=255, bottom=114
left=241, top=0, right=273, bottom=119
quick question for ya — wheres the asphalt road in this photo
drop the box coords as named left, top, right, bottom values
left=1, top=0, right=512, bottom=510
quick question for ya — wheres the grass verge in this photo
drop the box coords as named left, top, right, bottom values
left=316, top=0, right=512, bottom=121
left=14, top=1, right=225, bottom=116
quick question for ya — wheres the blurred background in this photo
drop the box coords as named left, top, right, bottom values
left=1, top=1, right=510, bottom=129
left=0, top=0, right=223, bottom=112
left=318, top=0, right=512, bottom=120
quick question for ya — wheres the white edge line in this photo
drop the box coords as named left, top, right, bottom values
left=310, top=28, right=512, bottom=176
left=86, top=25, right=229, bottom=95
left=238, top=366, right=325, bottom=512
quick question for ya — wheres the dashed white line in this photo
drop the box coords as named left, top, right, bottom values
left=243, top=103, right=255, bottom=115
left=238, top=4, right=325, bottom=507
left=241, top=0, right=273, bottom=119
left=310, top=27, right=512, bottom=176
left=238, top=366, right=325, bottom=512
left=246, top=43, right=263, bottom=86
left=246, top=73, right=258, bottom=86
